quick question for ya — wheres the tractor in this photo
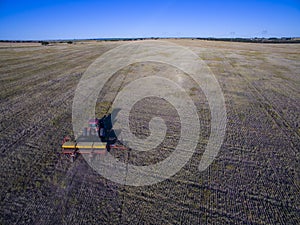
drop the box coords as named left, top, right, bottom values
left=82, top=118, right=99, bottom=136
left=61, top=114, right=126, bottom=162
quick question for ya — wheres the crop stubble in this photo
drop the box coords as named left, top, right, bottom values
left=0, top=40, right=299, bottom=224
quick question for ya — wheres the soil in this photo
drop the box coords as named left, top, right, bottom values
left=1, top=40, right=299, bottom=224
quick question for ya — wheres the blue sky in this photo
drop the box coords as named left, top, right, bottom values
left=0, top=0, right=299, bottom=40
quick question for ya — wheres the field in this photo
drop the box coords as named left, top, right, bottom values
left=0, top=39, right=299, bottom=224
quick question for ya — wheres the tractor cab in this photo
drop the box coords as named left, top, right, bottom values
left=88, top=118, right=99, bottom=131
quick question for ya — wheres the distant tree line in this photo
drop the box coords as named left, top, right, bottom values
left=0, top=37, right=299, bottom=44
left=192, top=37, right=300, bottom=44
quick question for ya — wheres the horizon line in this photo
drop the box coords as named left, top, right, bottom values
left=1, top=36, right=300, bottom=42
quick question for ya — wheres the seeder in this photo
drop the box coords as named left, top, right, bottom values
left=61, top=115, right=126, bottom=162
